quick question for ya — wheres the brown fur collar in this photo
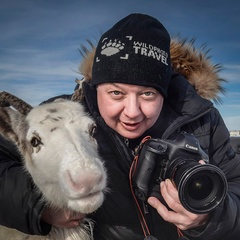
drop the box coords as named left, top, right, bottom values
left=78, top=38, right=226, bottom=103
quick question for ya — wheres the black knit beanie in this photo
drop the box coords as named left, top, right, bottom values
left=92, top=13, right=171, bottom=97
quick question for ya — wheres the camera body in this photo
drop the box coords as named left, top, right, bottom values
left=133, top=132, right=227, bottom=213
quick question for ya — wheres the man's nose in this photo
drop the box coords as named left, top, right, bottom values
left=124, top=96, right=141, bottom=118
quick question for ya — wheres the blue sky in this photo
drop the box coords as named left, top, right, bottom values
left=0, top=0, right=240, bottom=130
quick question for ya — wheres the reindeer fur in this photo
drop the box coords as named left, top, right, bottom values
left=0, top=95, right=107, bottom=240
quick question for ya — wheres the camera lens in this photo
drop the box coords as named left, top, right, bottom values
left=171, top=161, right=227, bottom=213
left=188, top=174, right=213, bottom=200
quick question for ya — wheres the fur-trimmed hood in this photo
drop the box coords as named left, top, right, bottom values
left=78, top=38, right=225, bottom=103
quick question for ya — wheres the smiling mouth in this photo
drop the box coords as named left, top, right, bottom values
left=122, top=122, right=141, bottom=130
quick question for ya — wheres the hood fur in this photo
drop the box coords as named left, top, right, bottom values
left=78, top=38, right=226, bottom=103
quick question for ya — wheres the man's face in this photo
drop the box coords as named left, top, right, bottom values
left=97, top=83, right=164, bottom=139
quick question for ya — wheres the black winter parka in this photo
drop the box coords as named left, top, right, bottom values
left=0, top=73, right=240, bottom=240
left=83, top=73, right=240, bottom=240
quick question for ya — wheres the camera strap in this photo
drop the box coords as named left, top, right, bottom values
left=129, top=136, right=187, bottom=240
left=129, top=136, right=152, bottom=237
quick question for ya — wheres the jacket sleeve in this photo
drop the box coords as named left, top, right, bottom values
left=0, top=136, right=51, bottom=235
left=185, top=108, right=240, bottom=240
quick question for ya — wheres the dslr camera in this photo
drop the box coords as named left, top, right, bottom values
left=133, top=132, right=227, bottom=213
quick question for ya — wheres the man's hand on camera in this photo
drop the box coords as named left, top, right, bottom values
left=147, top=160, right=208, bottom=230
left=147, top=177, right=209, bottom=230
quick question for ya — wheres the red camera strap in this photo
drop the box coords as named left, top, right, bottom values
left=129, top=136, right=153, bottom=237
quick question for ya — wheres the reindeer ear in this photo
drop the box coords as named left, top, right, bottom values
left=0, top=91, right=32, bottom=145
left=0, top=91, right=32, bottom=115
left=0, top=107, right=26, bottom=145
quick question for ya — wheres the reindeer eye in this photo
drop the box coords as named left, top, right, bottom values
left=30, top=136, right=42, bottom=147
left=89, top=123, right=97, bottom=138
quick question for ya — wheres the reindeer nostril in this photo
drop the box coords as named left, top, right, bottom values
left=65, top=170, right=104, bottom=195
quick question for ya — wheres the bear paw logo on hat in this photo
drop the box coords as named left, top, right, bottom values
left=101, top=39, right=125, bottom=56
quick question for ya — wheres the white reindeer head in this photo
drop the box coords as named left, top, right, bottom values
left=0, top=92, right=107, bottom=214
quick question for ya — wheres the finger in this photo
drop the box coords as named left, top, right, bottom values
left=148, top=185, right=209, bottom=230
left=148, top=196, right=173, bottom=217
left=148, top=193, right=195, bottom=229
left=161, top=179, right=184, bottom=213
left=148, top=196, right=190, bottom=230
left=70, top=211, right=86, bottom=220
left=58, top=214, right=86, bottom=228
left=148, top=195, right=182, bottom=223
left=63, top=220, right=82, bottom=228
left=164, top=179, right=179, bottom=202
left=148, top=196, right=165, bottom=211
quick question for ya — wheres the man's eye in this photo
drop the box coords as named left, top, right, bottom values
left=109, top=90, right=123, bottom=97
left=111, top=91, right=121, bottom=95
left=143, top=92, right=154, bottom=96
